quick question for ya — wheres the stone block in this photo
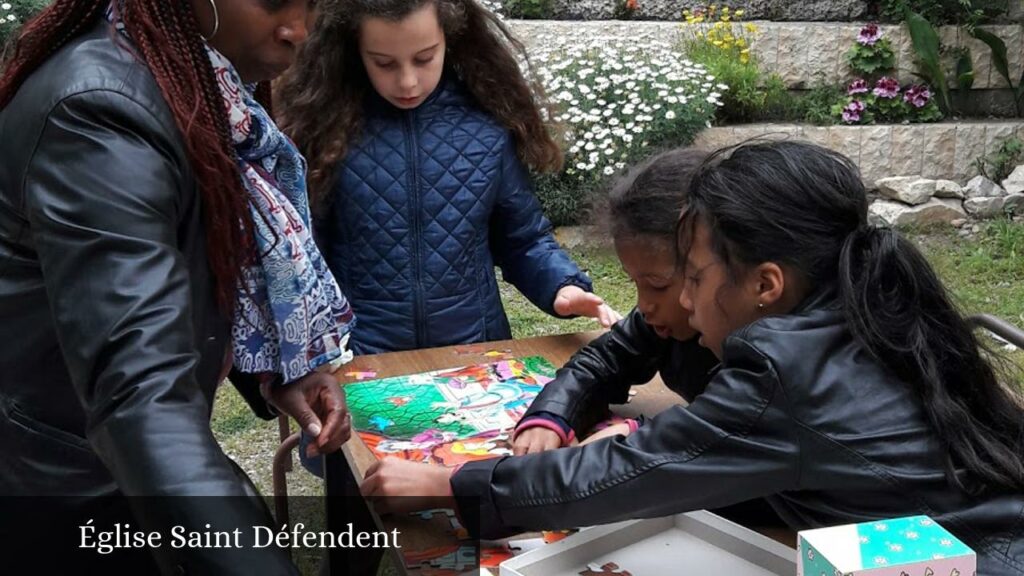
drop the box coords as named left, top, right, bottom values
left=961, top=31, right=994, bottom=88
left=964, top=196, right=1007, bottom=218
left=877, top=176, right=935, bottom=205
left=869, top=198, right=966, bottom=227
left=953, top=124, right=988, bottom=181
left=1004, top=193, right=1024, bottom=214
left=892, top=25, right=916, bottom=86
left=1002, top=165, right=1024, bottom=195
left=921, top=124, right=956, bottom=180
left=799, top=126, right=832, bottom=149
left=859, top=126, right=893, bottom=185
left=804, top=24, right=839, bottom=90
left=934, top=179, right=965, bottom=199
left=693, top=126, right=733, bottom=152
left=977, top=26, right=1022, bottom=90
left=985, top=122, right=1017, bottom=160
left=749, top=20, right=780, bottom=75
left=964, top=175, right=1006, bottom=198
left=775, top=23, right=808, bottom=88
left=828, top=125, right=862, bottom=165
left=834, top=25, right=860, bottom=84
left=890, top=125, right=924, bottom=177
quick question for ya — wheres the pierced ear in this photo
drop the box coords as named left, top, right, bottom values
left=753, top=262, right=785, bottom=308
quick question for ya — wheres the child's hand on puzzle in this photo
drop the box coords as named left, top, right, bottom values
left=360, top=458, right=456, bottom=514
left=553, top=285, right=623, bottom=328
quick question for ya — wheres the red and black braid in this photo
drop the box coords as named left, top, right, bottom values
left=0, top=0, right=256, bottom=316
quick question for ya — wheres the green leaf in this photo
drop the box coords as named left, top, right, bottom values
left=956, top=50, right=975, bottom=91
left=971, top=27, right=1011, bottom=89
left=903, top=7, right=950, bottom=112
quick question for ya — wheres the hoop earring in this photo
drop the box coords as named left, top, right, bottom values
left=203, top=0, right=220, bottom=41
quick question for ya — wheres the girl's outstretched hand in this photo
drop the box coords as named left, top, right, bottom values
left=553, top=285, right=623, bottom=328
left=360, top=458, right=456, bottom=514
left=512, top=426, right=563, bottom=455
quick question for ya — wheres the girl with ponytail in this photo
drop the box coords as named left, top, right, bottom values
left=364, top=141, right=1024, bottom=576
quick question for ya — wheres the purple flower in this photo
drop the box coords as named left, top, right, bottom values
left=857, top=23, right=883, bottom=46
left=848, top=79, right=869, bottom=95
left=872, top=76, right=900, bottom=99
left=903, top=84, right=931, bottom=108
left=842, top=100, right=865, bottom=123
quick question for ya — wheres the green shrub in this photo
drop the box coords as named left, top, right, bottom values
left=501, top=0, right=553, bottom=19
left=0, top=0, right=48, bottom=49
left=528, top=31, right=721, bottom=225
left=876, top=0, right=1009, bottom=26
left=974, top=136, right=1024, bottom=182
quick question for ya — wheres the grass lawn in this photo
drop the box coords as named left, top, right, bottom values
left=214, top=220, right=1024, bottom=502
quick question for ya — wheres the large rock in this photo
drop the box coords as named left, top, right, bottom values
left=1001, top=165, right=1024, bottom=195
left=868, top=198, right=966, bottom=227
left=933, top=179, right=965, bottom=199
left=963, top=196, right=1007, bottom=218
left=1004, top=193, right=1024, bottom=214
left=963, top=175, right=1006, bottom=198
left=875, top=176, right=935, bottom=206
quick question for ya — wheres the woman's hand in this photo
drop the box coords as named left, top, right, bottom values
left=553, top=285, right=623, bottom=328
left=266, top=371, right=352, bottom=458
left=512, top=426, right=563, bottom=455
left=360, top=458, right=456, bottom=514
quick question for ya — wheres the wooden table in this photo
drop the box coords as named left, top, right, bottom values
left=322, top=331, right=792, bottom=575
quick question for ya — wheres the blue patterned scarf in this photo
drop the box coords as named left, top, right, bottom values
left=108, top=5, right=355, bottom=383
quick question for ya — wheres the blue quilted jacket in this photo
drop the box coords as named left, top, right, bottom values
left=316, top=74, right=592, bottom=354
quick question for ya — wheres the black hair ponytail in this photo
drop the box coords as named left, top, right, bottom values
left=839, top=226, right=1024, bottom=493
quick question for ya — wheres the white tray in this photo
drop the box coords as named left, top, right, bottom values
left=500, top=511, right=796, bottom=576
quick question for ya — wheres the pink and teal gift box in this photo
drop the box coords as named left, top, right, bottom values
left=797, top=515, right=976, bottom=576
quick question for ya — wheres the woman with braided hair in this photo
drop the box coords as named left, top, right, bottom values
left=0, top=1, right=351, bottom=573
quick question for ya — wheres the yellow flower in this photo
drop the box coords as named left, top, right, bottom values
left=721, top=6, right=730, bottom=13
left=745, top=23, right=757, bottom=33
left=712, top=40, right=723, bottom=47
left=735, top=9, right=745, bottom=17
left=721, top=15, right=730, bottom=22
left=740, top=54, right=749, bottom=64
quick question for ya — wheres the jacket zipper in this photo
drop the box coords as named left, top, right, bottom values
left=404, top=113, right=426, bottom=348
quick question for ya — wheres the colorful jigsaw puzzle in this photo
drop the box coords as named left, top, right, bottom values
left=346, top=356, right=557, bottom=467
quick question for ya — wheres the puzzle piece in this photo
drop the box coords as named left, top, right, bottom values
left=506, top=537, right=546, bottom=555
left=345, top=370, right=378, bottom=380
left=404, top=544, right=476, bottom=574
left=578, top=561, right=633, bottom=576
left=410, top=508, right=468, bottom=540
left=480, top=545, right=513, bottom=567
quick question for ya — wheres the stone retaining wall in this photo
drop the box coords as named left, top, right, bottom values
left=509, top=20, right=1024, bottom=90
left=541, top=0, right=1024, bottom=23
left=692, top=121, right=1024, bottom=183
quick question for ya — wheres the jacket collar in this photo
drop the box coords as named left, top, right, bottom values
left=366, top=66, right=461, bottom=116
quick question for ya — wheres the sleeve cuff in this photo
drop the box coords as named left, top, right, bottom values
left=450, top=458, right=515, bottom=540
left=513, top=416, right=576, bottom=447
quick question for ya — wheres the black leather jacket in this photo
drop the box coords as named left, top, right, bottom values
left=453, top=295, right=1024, bottom=576
left=0, top=22, right=295, bottom=574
